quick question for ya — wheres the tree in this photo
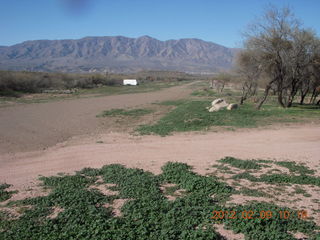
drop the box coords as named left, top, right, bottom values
left=239, top=6, right=320, bottom=109
left=209, top=73, right=233, bottom=92
left=236, top=50, right=261, bottom=104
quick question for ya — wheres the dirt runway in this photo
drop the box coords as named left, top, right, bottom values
left=0, top=84, right=192, bottom=154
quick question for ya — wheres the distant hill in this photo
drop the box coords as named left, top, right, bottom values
left=0, top=36, right=238, bottom=73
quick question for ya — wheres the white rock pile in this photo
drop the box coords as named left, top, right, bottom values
left=207, top=98, right=238, bottom=112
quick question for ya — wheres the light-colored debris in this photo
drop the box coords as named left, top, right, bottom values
left=209, top=98, right=229, bottom=112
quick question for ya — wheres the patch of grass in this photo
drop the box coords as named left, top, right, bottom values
left=157, top=99, right=187, bottom=106
left=97, top=108, right=153, bottom=118
left=255, top=159, right=274, bottom=164
left=1, top=163, right=319, bottom=240
left=191, top=89, right=218, bottom=97
left=275, top=161, right=315, bottom=175
left=303, top=193, right=312, bottom=198
left=218, top=157, right=262, bottom=170
left=0, top=184, right=17, bottom=202
left=233, top=172, right=320, bottom=187
left=137, top=100, right=320, bottom=136
left=0, top=163, right=232, bottom=240
left=293, top=186, right=306, bottom=195
left=215, top=165, right=231, bottom=171
left=238, top=187, right=272, bottom=198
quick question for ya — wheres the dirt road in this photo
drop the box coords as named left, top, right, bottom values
left=0, top=83, right=192, bottom=154
left=1, top=125, right=319, bottom=189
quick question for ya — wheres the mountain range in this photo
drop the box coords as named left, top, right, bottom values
left=0, top=36, right=239, bottom=73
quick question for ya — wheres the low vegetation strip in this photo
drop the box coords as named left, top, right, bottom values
left=275, top=161, right=315, bottom=175
left=1, top=160, right=319, bottom=239
left=233, top=172, right=320, bottom=187
left=218, top=157, right=262, bottom=170
left=137, top=100, right=320, bottom=136
left=97, top=108, right=153, bottom=118
left=213, top=157, right=320, bottom=186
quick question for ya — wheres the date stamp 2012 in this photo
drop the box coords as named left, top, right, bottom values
left=210, top=210, right=309, bottom=220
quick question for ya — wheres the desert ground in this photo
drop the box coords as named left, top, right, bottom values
left=0, top=82, right=319, bottom=239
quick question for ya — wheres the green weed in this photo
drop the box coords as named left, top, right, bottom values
left=1, top=162, right=318, bottom=240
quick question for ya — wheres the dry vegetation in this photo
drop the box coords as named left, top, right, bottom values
left=0, top=70, right=198, bottom=97
left=236, top=7, right=320, bottom=109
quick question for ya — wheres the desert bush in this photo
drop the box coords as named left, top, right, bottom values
left=0, top=71, right=125, bottom=96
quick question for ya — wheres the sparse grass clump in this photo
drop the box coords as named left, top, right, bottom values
left=293, top=186, right=307, bottom=195
left=238, top=187, right=272, bottom=198
left=0, top=184, right=17, bottom=202
left=218, top=157, right=262, bottom=170
left=233, top=172, right=320, bottom=187
left=97, top=108, right=153, bottom=118
left=275, top=161, right=315, bottom=175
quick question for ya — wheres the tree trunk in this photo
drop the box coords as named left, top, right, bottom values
left=220, top=82, right=225, bottom=92
left=310, top=89, right=317, bottom=104
left=256, top=85, right=271, bottom=110
left=277, top=91, right=286, bottom=108
left=300, top=94, right=306, bottom=105
left=240, top=96, right=245, bottom=105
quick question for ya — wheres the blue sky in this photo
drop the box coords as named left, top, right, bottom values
left=1, top=0, right=319, bottom=48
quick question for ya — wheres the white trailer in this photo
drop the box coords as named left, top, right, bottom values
left=123, top=79, right=138, bottom=86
